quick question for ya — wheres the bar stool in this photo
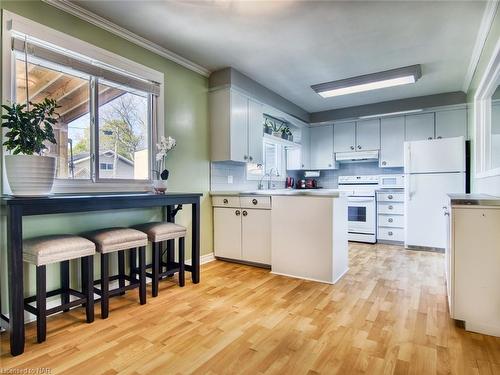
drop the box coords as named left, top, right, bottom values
left=23, top=235, right=96, bottom=343
left=83, top=228, right=148, bottom=319
left=132, top=222, right=187, bottom=296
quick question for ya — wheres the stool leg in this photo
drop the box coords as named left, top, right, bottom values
left=60, top=260, right=70, bottom=312
left=36, top=265, right=47, bottom=343
left=118, top=251, right=125, bottom=296
left=166, top=239, right=175, bottom=272
left=152, top=242, right=160, bottom=297
left=83, top=256, right=94, bottom=323
left=138, top=247, right=146, bottom=305
left=129, top=248, right=137, bottom=280
left=179, top=237, right=185, bottom=287
left=101, top=253, right=109, bottom=319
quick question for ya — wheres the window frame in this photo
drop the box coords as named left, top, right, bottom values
left=2, top=11, right=164, bottom=194
left=246, top=139, right=287, bottom=181
left=474, top=34, right=500, bottom=179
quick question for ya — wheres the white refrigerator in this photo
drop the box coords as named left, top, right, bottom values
left=404, top=137, right=466, bottom=249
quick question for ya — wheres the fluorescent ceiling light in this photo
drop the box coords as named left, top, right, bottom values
left=359, top=109, right=423, bottom=119
left=312, top=65, right=422, bottom=98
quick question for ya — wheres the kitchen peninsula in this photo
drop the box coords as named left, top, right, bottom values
left=211, top=190, right=348, bottom=284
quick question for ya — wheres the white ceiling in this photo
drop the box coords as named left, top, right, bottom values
left=72, top=0, right=486, bottom=113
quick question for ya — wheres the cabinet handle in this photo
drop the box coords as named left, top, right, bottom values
left=235, top=210, right=241, bottom=216
left=223, top=198, right=228, bottom=204
left=388, top=195, right=393, bottom=199
left=388, top=218, right=393, bottom=223
left=388, top=231, right=393, bottom=236
left=252, top=199, right=258, bottom=205
left=357, top=145, right=361, bottom=149
left=350, top=146, right=354, bottom=150
left=388, top=205, right=393, bottom=210
left=382, top=161, right=387, bottom=166
left=242, top=210, right=248, bottom=216
left=428, top=137, right=433, bottom=140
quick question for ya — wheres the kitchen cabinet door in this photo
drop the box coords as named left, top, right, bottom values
left=213, top=208, right=242, bottom=260
left=242, top=209, right=271, bottom=265
left=311, top=125, right=335, bottom=169
left=333, top=122, right=356, bottom=153
left=405, top=113, right=435, bottom=141
left=380, top=116, right=405, bottom=167
left=435, top=109, right=467, bottom=139
left=356, top=119, right=380, bottom=151
left=300, top=126, right=311, bottom=169
left=247, top=98, right=264, bottom=164
left=229, top=90, right=249, bottom=162
left=286, top=147, right=301, bottom=170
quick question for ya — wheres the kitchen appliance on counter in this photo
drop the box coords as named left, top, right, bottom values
left=296, top=178, right=319, bottom=189
left=338, top=175, right=378, bottom=243
left=404, top=136, right=466, bottom=250
left=285, top=176, right=295, bottom=189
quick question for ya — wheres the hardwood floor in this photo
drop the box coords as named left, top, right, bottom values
left=1, top=243, right=499, bottom=374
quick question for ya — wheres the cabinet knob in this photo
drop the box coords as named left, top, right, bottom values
left=235, top=210, right=241, bottom=216
left=388, top=231, right=393, bottom=236
left=301, top=164, right=304, bottom=168
left=357, top=145, right=361, bottom=149
left=382, top=161, right=387, bottom=166
left=223, top=198, right=228, bottom=204
left=388, top=195, right=393, bottom=199
left=428, top=137, right=433, bottom=140
left=242, top=210, right=248, bottom=216
left=350, top=146, right=354, bottom=150
left=437, top=136, right=442, bottom=139
left=249, top=156, right=253, bottom=161
left=328, top=164, right=332, bottom=167
left=243, top=155, right=248, bottom=160
left=388, top=218, right=393, bottom=223
left=388, top=205, right=393, bottom=210
left=252, top=199, right=258, bottom=205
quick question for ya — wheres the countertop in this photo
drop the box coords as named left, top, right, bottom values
left=210, top=189, right=343, bottom=198
left=448, top=193, right=500, bottom=207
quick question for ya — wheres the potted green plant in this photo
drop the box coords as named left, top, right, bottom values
left=1, top=98, right=59, bottom=196
left=263, top=119, right=272, bottom=135
left=281, top=126, right=293, bottom=141
left=271, top=121, right=282, bottom=138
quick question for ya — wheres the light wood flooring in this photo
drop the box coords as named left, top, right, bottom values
left=1, top=243, right=499, bottom=374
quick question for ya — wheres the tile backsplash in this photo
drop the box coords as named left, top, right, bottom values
left=211, top=161, right=403, bottom=191
left=287, top=162, right=404, bottom=188
left=211, top=161, right=285, bottom=191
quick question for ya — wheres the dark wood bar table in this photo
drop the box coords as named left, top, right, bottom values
left=1, top=192, right=202, bottom=356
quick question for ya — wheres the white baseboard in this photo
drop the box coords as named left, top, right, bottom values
left=185, top=252, right=216, bottom=266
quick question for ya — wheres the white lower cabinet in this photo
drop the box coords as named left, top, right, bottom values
left=213, top=196, right=271, bottom=266
left=376, top=190, right=405, bottom=244
left=447, top=204, right=500, bottom=336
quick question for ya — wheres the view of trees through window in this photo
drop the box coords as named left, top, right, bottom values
left=15, top=56, right=150, bottom=180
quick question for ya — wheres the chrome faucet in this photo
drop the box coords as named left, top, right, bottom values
left=258, top=168, right=277, bottom=190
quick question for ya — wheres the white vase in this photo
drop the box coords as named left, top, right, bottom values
left=152, top=179, right=168, bottom=194
left=5, top=155, right=57, bottom=197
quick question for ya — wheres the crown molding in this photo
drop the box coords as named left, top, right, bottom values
left=41, top=0, right=211, bottom=77
left=462, top=0, right=499, bottom=93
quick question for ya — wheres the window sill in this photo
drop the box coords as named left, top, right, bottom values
left=52, top=179, right=152, bottom=194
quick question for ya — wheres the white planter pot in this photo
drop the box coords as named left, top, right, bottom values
left=5, top=155, right=57, bottom=197
left=152, top=179, right=168, bottom=194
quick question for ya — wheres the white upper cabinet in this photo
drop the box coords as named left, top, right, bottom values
left=300, top=126, right=311, bottom=169
left=405, top=113, right=435, bottom=141
left=247, top=98, right=264, bottom=164
left=310, top=125, right=335, bottom=169
left=435, top=109, right=467, bottom=139
left=379, top=116, right=405, bottom=168
left=356, top=119, right=380, bottom=151
left=210, top=88, right=263, bottom=163
left=333, top=122, right=356, bottom=152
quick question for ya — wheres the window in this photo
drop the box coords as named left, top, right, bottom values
left=3, top=12, right=164, bottom=192
left=246, top=140, right=286, bottom=181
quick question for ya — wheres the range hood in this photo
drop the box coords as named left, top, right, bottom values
left=335, top=150, right=379, bottom=163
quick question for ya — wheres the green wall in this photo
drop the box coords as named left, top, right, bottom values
left=0, top=1, right=212, bottom=313
left=467, top=6, right=500, bottom=195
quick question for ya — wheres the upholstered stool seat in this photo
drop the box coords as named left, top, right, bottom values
left=132, top=222, right=187, bottom=297
left=24, top=234, right=95, bottom=266
left=83, top=228, right=148, bottom=319
left=23, top=235, right=95, bottom=343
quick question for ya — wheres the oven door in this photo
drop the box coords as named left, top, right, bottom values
left=347, top=196, right=376, bottom=234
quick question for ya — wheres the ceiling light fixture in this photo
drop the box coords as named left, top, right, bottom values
left=359, top=109, right=423, bottom=119
left=311, top=65, right=422, bottom=98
